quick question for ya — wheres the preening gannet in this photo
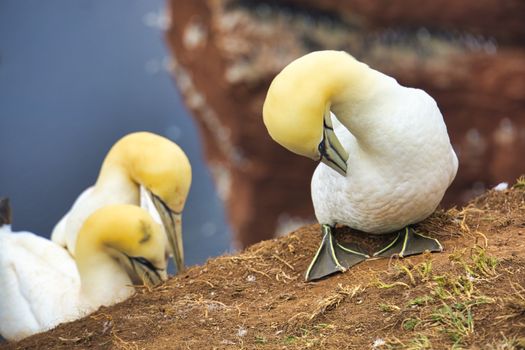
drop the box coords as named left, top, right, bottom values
left=51, top=132, right=192, bottom=273
left=0, top=199, right=167, bottom=341
left=263, top=51, right=458, bottom=281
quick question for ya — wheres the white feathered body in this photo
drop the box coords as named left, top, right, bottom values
left=0, top=225, right=80, bottom=341
left=51, top=173, right=138, bottom=255
left=311, top=75, right=458, bottom=233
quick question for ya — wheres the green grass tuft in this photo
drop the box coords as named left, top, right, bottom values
left=512, top=175, right=525, bottom=190
left=379, top=303, right=401, bottom=312
left=255, top=335, right=267, bottom=344
left=402, top=318, right=421, bottom=331
left=407, top=295, right=434, bottom=307
left=283, top=335, right=297, bottom=344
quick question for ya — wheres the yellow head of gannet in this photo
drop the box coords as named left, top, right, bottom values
left=263, top=50, right=375, bottom=176
left=76, top=204, right=168, bottom=293
left=96, top=132, right=192, bottom=272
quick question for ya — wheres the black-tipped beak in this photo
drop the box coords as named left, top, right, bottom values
left=128, top=256, right=167, bottom=288
left=149, top=193, right=185, bottom=274
left=318, top=112, right=348, bottom=176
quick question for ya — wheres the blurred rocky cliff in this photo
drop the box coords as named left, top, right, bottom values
left=165, top=0, right=525, bottom=248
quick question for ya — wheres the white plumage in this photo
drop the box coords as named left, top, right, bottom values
left=311, top=79, right=458, bottom=233
left=51, top=180, right=138, bottom=255
left=51, top=186, right=94, bottom=249
left=0, top=225, right=80, bottom=341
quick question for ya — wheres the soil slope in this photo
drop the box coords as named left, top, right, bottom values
left=4, top=181, right=525, bottom=349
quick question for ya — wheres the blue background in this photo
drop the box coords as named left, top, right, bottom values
left=0, top=0, right=232, bottom=266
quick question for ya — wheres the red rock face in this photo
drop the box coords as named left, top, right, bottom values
left=165, top=0, right=525, bottom=248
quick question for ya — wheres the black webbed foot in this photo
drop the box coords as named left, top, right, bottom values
left=305, top=225, right=368, bottom=281
left=373, top=227, right=442, bottom=258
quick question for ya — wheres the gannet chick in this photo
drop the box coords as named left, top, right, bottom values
left=51, top=132, right=192, bottom=273
left=0, top=199, right=167, bottom=341
left=263, top=51, right=458, bottom=281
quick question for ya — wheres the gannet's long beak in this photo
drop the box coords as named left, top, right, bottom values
left=149, top=192, right=185, bottom=274
left=125, top=255, right=167, bottom=288
left=318, top=111, right=349, bottom=176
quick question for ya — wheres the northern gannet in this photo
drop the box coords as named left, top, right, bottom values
left=0, top=199, right=168, bottom=341
left=51, top=132, right=192, bottom=273
left=263, top=51, right=458, bottom=281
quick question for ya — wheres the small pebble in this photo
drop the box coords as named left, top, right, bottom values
left=493, top=182, right=508, bottom=191
left=237, top=326, right=248, bottom=337
left=372, top=338, right=386, bottom=348
left=246, top=275, right=256, bottom=282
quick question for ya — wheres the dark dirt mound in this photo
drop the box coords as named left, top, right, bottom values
left=4, top=180, right=525, bottom=349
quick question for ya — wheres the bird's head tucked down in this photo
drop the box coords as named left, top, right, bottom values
left=100, top=132, right=192, bottom=213
left=263, top=50, right=374, bottom=176
left=76, top=205, right=168, bottom=288
left=98, top=132, right=192, bottom=273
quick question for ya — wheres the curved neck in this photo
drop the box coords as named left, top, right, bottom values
left=76, top=251, right=134, bottom=309
left=94, top=132, right=167, bottom=190
left=327, top=60, right=380, bottom=106
left=75, top=234, right=134, bottom=309
left=95, top=146, right=137, bottom=189
left=321, top=53, right=397, bottom=141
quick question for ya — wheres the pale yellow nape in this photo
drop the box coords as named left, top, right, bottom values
left=96, top=132, right=192, bottom=213
left=75, top=204, right=165, bottom=268
left=262, top=50, right=371, bottom=159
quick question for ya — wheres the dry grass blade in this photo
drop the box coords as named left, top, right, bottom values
left=487, top=333, right=525, bottom=350
left=287, top=284, right=364, bottom=331
left=497, top=298, right=525, bottom=322
left=456, top=205, right=485, bottom=234
left=168, top=294, right=229, bottom=318
left=112, top=329, right=139, bottom=350
left=311, top=284, right=363, bottom=319
left=57, top=331, right=94, bottom=343
left=272, top=254, right=295, bottom=271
